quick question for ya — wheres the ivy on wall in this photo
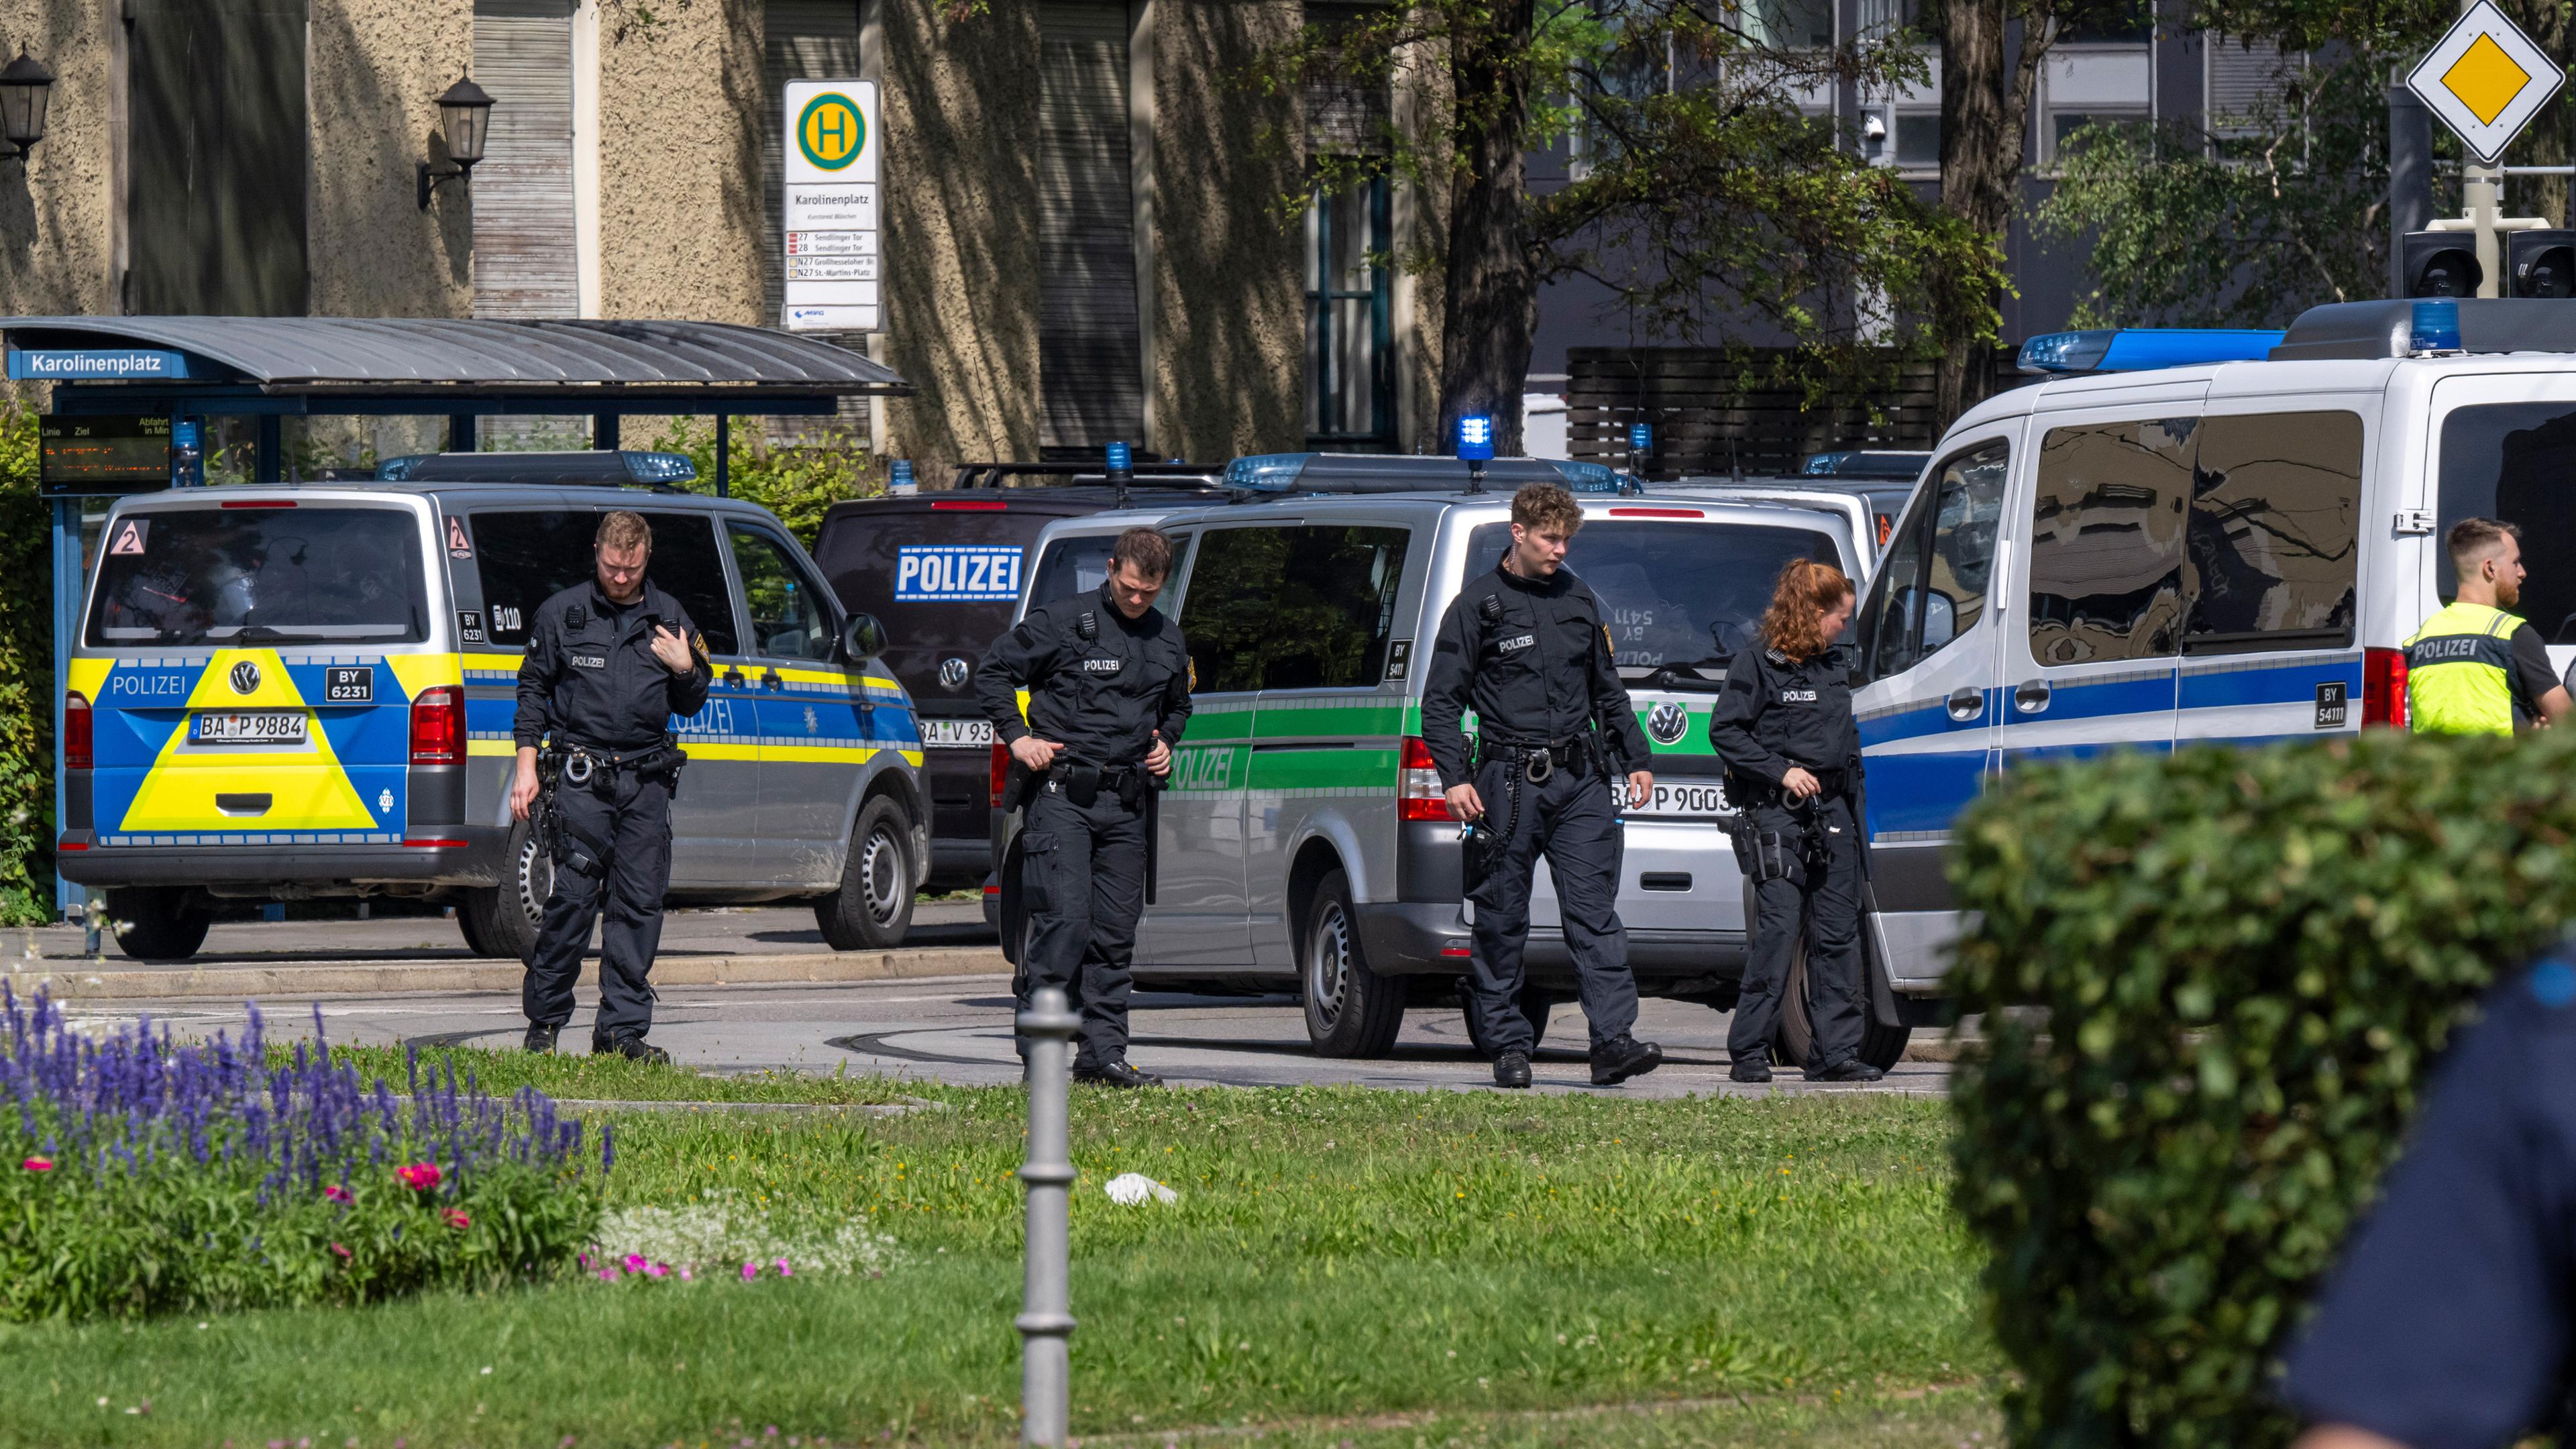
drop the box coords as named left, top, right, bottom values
left=0, top=405, right=53, bottom=924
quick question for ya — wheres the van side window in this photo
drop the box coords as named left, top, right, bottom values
left=729, top=524, right=835, bottom=661
left=2182, top=411, right=2361, bottom=653
left=1180, top=525, right=1411, bottom=692
left=2439, top=402, right=2576, bottom=641
left=2029, top=420, right=2192, bottom=665
left=470, top=511, right=738, bottom=656
left=1858, top=441, right=2006, bottom=682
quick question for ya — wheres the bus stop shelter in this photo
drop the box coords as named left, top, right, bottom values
left=2, top=314, right=914, bottom=917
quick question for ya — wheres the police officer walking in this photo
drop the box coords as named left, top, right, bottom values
left=1708, top=559, right=1879, bottom=1084
left=2405, top=517, right=2571, bottom=734
left=511, top=511, right=710, bottom=1062
left=1424, top=482, right=1662, bottom=1091
left=979, top=527, right=1191, bottom=1088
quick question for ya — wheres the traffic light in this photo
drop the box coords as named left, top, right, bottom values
left=2511, top=230, right=2576, bottom=298
left=2402, top=231, right=2483, bottom=297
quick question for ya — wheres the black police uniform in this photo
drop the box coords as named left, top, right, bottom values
left=513, top=580, right=710, bottom=1049
left=977, top=581, right=1192, bottom=1075
left=1707, top=641, right=1869, bottom=1077
left=2282, top=955, right=2576, bottom=1449
left=1423, top=562, right=1655, bottom=1075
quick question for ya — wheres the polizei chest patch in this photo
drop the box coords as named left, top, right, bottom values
left=572, top=653, right=608, bottom=669
left=1781, top=688, right=1819, bottom=702
left=1083, top=657, right=1123, bottom=674
left=1498, top=633, right=1536, bottom=653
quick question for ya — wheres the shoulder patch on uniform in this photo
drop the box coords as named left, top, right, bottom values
left=1602, top=623, right=1616, bottom=659
left=693, top=633, right=710, bottom=665
left=2531, top=957, right=2576, bottom=1009
left=1187, top=659, right=1197, bottom=692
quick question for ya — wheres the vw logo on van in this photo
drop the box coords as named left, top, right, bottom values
left=938, top=656, right=972, bottom=691
left=1646, top=700, right=1690, bottom=745
left=228, top=660, right=261, bottom=696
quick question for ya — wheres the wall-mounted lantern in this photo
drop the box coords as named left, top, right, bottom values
left=0, top=47, right=54, bottom=160
left=415, top=73, right=493, bottom=209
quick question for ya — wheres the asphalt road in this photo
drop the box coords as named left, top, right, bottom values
left=55, top=973, right=1950, bottom=1099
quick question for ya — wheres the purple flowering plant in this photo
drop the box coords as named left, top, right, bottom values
left=0, top=987, right=608, bottom=1322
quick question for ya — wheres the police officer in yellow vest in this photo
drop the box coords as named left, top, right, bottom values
left=2406, top=517, right=2571, bottom=735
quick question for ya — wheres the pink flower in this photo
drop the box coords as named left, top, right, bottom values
left=394, top=1163, right=441, bottom=1191
left=442, top=1208, right=471, bottom=1230
left=678, top=1266, right=693, bottom=1281
left=598, top=1268, right=619, bottom=1281
left=323, top=1185, right=352, bottom=1204
left=775, top=1258, right=792, bottom=1278
left=645, top=1262, right=669, bottom=1279
left=623, top=1254, right=647, bottom=1273
left=741, top=1260, right=759, bottom=1281
left=329, top=1243, right=352, bottom=1259
left=20, top=1157, right=51, bottom=1172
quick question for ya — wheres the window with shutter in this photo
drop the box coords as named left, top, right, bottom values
left=472, top=0, right=578, bottom=321
left=127, top=0, right=310, bottom=317
left=1038, top=1, right=1145, bottom=453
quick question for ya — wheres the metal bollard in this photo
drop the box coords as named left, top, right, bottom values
left=1016, top=985, right=1079, bottom=1446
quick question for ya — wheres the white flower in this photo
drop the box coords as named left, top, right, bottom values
left=1104, top=1173, right=1178, bottom=1205
left=593, top=1190, right=900, bottom=1277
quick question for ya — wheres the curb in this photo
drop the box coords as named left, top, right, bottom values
left=0, top=946, right=1011, bottom=1002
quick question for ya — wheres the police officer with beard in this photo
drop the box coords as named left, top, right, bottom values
left=1708, top=558, right=1879, bottom=1083
left=510, top=510, right=710, bottom=1063
left=980, top=527, right=1191, bottom=1088
left=1424, top=482, right=1662, bottom=1091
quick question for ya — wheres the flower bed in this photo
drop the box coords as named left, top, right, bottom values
left=0, top=989, right=604, bottom=1321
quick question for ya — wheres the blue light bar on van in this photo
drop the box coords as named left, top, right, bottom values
left=1548, top=460, right=1629, bottom=494
left=2015, top=328, right=2286, bottom=375
left=623, top=451, right=697, bottom=483
left=2411, top=297, right=2463, bottom=354
left=1224, top=454, right=1310, bottom=489
left=1455, top=415, right=1496, bottom=462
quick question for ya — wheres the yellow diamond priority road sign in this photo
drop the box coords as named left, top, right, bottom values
left=2410, top=0, right=2565, bottom=164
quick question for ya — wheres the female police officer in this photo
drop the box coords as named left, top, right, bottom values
left=1706, top=559, right=1879, bottom=1084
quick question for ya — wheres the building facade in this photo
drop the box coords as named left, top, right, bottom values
left=0, top=0, right=1446, bottom=476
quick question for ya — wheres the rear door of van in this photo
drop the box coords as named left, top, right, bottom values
left=76, top=494, right=444, bottom=849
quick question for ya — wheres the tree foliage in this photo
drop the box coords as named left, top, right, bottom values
left=1240, top=1, right=2009, bottom=446
left=2037, top=50, right=2402, bottom=327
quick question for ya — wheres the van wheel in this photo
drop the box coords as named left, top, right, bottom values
left=1461, top=985, right=1555, bottom=1057
left=816, top=796, right=915, bottom=950
left=1775, top=933, right=1913, bottom=1071
left=462, top=816, right=549, bottom=965
left=105, top=888, right=211, bottom=963
left=1300, top=869, right=1404, bottom=1058
left=453, top=899, right=496, bottom=958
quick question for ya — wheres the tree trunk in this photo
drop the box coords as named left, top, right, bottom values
left=1438, top=0, right=1538, bottom=455
left=1934, top=1, right=2051, bottom=424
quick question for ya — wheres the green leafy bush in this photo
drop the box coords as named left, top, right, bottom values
left=0, top=404, right=50, bottom=923
left=1946, top=729, right=2576, bottom=1447
left=645, top=416, right=886, bottom=547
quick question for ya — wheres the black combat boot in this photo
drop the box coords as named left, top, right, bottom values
left=1589, top=1036, right=1664, bottom=1087
left=523, top=1022, right=561, bottom=1055
left=600, top=1034, right=672, bottom=1066
left=1493, top=1051, right=1532, bottom=1089
left=1728, top=1057, right=1773, bottom=1084
left=1074, top=1060, right=1164, bottom=1089
left=1807, top=1059, right=1884, bottom=1083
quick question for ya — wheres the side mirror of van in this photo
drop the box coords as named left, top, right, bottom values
left=841, top=612, right=890, bottom=662
left=1920, top=590, right=1958, bottom=650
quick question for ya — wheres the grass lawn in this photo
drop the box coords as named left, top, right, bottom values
left=0, top=1052, right=1996, bottom=1448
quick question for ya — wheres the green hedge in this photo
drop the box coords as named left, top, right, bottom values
left=0, top=404, right=48, bottom=924
left=1946, top=729, right=2576, bottom=1447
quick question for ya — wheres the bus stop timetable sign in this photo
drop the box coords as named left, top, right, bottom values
left=2408, top=1, right=2564, bottom=164
left=782, top=79, right=882, bottom=334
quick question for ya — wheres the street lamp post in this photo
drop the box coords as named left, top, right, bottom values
left=0, top=47, right=54, bottom=160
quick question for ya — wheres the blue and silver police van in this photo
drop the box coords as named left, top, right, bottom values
left=1858, top=298, right=2576, bottom=994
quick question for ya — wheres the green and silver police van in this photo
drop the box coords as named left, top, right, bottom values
left=60, top=464, right=926, bottom=963
left=991, top=453, right=1903, bottom=1063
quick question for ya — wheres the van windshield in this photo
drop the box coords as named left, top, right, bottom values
left=2441, top=402, right=2576, bottom=643
left=1466, top=520, right=1841, bottom=686
left=87, top=505, right=430, bottom=647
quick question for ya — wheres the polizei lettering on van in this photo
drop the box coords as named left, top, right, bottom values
left=894, top=545, right=1024, bottom=602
